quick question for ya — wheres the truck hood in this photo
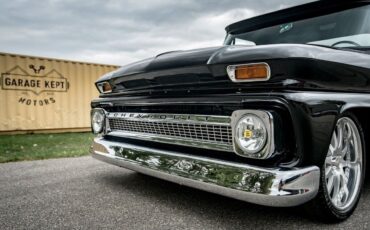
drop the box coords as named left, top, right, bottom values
left=97, top=44, right=370, bottom=94
left=106, top=46, right=224, bottom=79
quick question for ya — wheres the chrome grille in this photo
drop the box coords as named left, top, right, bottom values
left=106, top=112, right=233, bottom=152
left=109, top=119, right=232, bottom=144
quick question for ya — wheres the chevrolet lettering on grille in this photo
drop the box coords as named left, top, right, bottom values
left=106, top=112, right=231, bottom=124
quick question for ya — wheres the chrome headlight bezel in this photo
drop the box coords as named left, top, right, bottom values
left=231, top=110, right=275, bottom=159
left=91, top=108, right=107, bottom=134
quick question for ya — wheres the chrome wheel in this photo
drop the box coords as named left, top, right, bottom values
left=325, top=117, right=363, bottom=211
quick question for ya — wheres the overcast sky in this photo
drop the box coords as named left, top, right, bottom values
left=0, top=0, right=315, bottom=66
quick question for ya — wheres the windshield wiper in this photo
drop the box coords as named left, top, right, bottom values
left=306, top=43, right=333, bottom=49
left=306, top=43, right=368, bottom=53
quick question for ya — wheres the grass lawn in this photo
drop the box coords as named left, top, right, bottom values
left=0, top=132, right=94, bottom=163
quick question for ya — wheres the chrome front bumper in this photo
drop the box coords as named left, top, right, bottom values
left=91, top=137, right=320, bottom=207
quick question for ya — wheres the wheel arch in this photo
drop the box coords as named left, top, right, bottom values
left=340, top=107, right=370, bottom=181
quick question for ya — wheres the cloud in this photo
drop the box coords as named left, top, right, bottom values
left=0, top=0, right=315, bottom=65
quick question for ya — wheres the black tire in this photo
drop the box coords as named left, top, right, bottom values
left=305, top=113, right=366, bottom=223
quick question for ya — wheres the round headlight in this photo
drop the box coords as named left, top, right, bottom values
left=235, top=114, right=267, bottom=156
left=91, top=109, right=105, bottom=134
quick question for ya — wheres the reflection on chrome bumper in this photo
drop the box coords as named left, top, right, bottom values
left=90, top=137, right=320, bottom=207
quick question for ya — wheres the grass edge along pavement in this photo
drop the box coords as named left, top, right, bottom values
left=0, top=132, right=94, bottom=163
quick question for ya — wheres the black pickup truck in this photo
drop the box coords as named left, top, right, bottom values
left=90, top=0, right=370, bottom=222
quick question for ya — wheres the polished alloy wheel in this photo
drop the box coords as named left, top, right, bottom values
left=325, top=117, right=363, bottom=210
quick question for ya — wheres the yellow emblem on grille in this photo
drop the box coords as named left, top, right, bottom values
left=243, top=130, right=253, bottom=138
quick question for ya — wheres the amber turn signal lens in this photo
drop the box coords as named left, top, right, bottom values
left=97, top=81, right=112, bottom=93
left=227, top=63, right=270, bottom=82
left=102, top=82, right=112, bottom=92
left=235, top=64, right=268, bottom=79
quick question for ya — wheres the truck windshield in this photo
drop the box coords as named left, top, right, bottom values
left=224, top=5, right=370, bottom=48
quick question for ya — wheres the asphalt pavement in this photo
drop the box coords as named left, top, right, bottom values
left=1, top=156, right=369, bottom=230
